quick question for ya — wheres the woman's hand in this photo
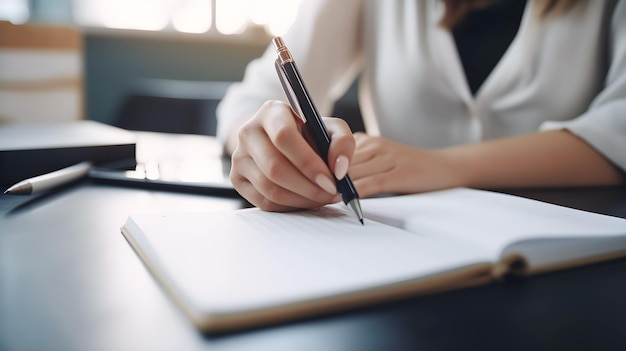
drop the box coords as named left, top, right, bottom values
left=349, top=130, right=623, bottom=198
left=349, top=133, right=463, bottom=198
left=229, top=100, right=356, bottom=212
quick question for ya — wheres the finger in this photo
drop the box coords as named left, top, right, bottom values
left=351, top=174, right=383, bottom=199
left=261, top=101, right=338, bottom=196
left=235, top=107, right=338, bottom=205
left=349, top=154, right=393, bottom=182
left=238, top=119, right=336, bottom=205
left=351, top=132, right=376, bottom=165
left=231, top=155, right=330, bottom=210
left=351, top=170, right=399, bottom=199
left=231, top=173, right=297, bottom=212
left=324, top=117, right=356, bottom=180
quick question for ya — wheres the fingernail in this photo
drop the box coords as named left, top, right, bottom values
left=334, top=155, right=349, bottom=180
left=315, top=174, right=337, bottom=195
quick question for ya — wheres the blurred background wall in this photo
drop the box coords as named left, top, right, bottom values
left=1, top=0, right=362, bottom=134
left=83, top=33, right=266, bottom=126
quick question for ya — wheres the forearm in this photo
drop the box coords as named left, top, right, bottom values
left=443, top=130, right=625, bottom=189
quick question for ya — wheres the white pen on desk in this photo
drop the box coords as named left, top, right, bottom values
left=3, top=161, right=93, bottom=195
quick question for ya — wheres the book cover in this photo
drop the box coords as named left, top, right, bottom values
left=0, top=120, right=136, bottom=185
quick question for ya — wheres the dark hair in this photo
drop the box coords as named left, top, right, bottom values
left=439, top=0, right=581, bottom=28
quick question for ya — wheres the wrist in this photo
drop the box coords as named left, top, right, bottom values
left=437, top=146, right=474, bottom=189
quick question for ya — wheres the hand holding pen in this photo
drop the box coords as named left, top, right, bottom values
left=228, top=37, right=363, bottom=223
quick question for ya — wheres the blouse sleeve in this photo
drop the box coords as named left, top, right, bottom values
left=215, top=0, right=364, bottom=145
left=540, top=0, right=626, bottom=172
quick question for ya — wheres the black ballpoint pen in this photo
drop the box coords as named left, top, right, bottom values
left=272, top=37, right=364, bottom=224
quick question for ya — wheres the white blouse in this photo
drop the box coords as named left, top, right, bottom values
left=216, top=0, right=626, bottom=171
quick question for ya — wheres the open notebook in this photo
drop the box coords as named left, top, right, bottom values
left=121, top=188, right=626, bottom=333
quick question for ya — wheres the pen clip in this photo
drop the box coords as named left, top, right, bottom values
left=275, top=60, right=306, bottom=125
left=275, top=59, right=320, bottom=153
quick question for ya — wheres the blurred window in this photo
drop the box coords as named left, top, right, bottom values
left=0, top=0, right=30, bottom=24
left=72, top=0, right=301, bottom=36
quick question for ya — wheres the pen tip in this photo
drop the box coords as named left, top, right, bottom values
left=360, top=218, right=364, bottom=225
left=3, top=182, right=32, bottom=195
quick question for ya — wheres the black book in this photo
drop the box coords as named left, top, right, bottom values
left=0, top=120, right=136, bottom=185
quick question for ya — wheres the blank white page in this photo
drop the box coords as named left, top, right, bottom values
left=362, top=188, right=626, bottom=265
left=123, top=206, right=489, bottom=316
